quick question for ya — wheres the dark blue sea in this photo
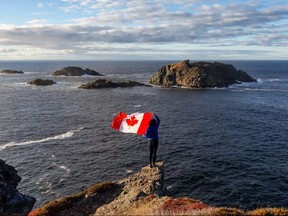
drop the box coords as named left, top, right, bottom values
left=0, top=60, right=287, bottom=210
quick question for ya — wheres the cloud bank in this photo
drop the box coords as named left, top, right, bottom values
left=0, top=0, right=287, bottom=60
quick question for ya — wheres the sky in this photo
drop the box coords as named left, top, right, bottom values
left=0, top=0, right=287, bottom=60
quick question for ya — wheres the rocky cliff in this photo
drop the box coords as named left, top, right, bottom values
left=150, top=60, right=256, bottom=88
left=29, top=161, right=288, bottom=216
left=0, top=159, right=36, bottom=216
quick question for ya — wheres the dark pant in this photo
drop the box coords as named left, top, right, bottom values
left=149, top=139, right=158, bottom=165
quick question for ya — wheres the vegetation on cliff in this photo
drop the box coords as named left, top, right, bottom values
left=29, top=162, right=288, bottom=216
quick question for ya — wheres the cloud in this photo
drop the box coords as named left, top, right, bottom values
left=0, top=0, right=287, bottom=59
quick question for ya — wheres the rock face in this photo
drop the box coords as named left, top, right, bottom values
left=27, top=79, right=56, bottom=86
left=0, top=159, right=36, bottom=216
left=0, top=69, right=24, bottom=74
left=150, top=60, right=256, bottom=88
left=79, top=79, right=151, bottom=89
left=52, top=66, right=103, bottom=76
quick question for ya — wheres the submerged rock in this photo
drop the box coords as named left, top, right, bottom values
left=150, top=60, right=256, bottom=88
left=0, top=159, right=36, bottom=216
left=53, top=66, right=103, bottom=76
left=0, top=69, right=24, bottom=74
left=79, top=78, right=151, bottom=89
left=27, top=79, right=56, bottom=86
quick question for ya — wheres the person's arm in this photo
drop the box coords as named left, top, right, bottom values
left=155, top=114, right=160, bottom=127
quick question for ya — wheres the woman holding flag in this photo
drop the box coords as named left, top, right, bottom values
left=144, top=113, right=160, bottom=168
left=111, top=112, right=160, bottom=168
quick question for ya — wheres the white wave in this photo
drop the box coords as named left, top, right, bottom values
left=0, top=127, right=84, bottom=151
left=133, top=104, right=142, bottom=107
left=125, top=169, right=133, bottom=174
left=58, top=165, right=71, bottom=175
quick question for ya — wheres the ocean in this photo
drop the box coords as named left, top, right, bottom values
left=0, top=60, right=287, bottom=210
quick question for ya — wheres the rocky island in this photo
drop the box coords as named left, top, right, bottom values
left=52, top=66, right=103, bottom=76
left=150, top=60, right=256, bottom=88
left=0, top=69, right=24, bottom=74
left=0, top=159, right=36, bottom=216
left=27, top=79, right=56, bottom=86
left=79, top=79, right=151, bottom=89
left=28, top=161, right=287, bottom=216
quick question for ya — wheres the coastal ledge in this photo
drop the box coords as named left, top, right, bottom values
left=29, top=161, right=288, bottom=216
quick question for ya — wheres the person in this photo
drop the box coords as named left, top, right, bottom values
left=144, top=113, right=160, bottom=168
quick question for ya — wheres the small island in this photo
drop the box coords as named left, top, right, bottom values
left=79, top=79, right=151, bottom=89
left=52, top=66, right=103, bottom=76
left=150, top=60, right=256, bottom=88
left=27, top=79, right=56, bottom=86
left=0, top=69, right=24, bottom=75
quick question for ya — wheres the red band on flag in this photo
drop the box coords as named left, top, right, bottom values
left=137, top=113, right=153, bottom=135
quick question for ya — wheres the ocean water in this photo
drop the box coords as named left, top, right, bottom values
left=0, top=60, right=287, bottom=210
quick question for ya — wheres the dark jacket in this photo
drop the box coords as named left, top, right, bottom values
left=144, top=115, right=160, bottom=140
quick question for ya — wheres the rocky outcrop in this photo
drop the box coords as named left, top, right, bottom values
left=95, top=162, right=165, bottom=215
left=79, top=79, right=151, bottom=89
left=52, top=66, right=103, bottom=76
left=150, top=60, right=256, bottom=88
left=29, top=161, right=288, bottom=216
left=0, top=69, right=24, bottom=74
left=27, top=79, right=56, bottom=86
left=0, top=159, right=36, bottom=216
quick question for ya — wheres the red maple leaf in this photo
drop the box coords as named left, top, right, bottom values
left=126, top=115, right=138, bottom=127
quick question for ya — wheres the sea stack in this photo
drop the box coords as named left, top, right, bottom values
left=150, top=60, right=256, bottom=88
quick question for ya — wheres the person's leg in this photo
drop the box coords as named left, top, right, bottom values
left=152, top=139, right=158, bottom=165
left=149, top=141, right=153, bottom=167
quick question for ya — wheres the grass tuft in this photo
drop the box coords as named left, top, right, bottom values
left=247, top=207, right=288, bottom=216
left=28, top=182, right=116, bottom=216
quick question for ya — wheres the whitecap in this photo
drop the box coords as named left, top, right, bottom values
left=125, top=169, right=133, bottom=174
left=167, top=185, right=173, bottom=190
left=58, top=165, right=71, bottom=175
left=0, top=127, right=84, bottom=151
left=133, top=105, right=142, bottom=108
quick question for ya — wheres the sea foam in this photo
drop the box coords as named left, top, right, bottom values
left=0, top=127, right=84, bottom=151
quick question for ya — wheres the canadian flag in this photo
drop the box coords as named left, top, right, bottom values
left=111, top=112, right=153, bottom=135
